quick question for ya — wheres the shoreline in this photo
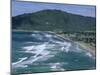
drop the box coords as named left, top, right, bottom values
left=56, top=34, right=96, bottom=58
left=12, top=30, right=96, bottom=58
left=53, top=32, right=96, bottom=58
left=75, top=41, right=96, bottom=58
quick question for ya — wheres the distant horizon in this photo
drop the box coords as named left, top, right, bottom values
left=12, top=1, right=96, bottom=17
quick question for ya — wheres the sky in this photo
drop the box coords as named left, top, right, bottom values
left=12, top=1, right=96, bottom=17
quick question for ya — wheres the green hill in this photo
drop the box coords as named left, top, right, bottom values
left=12, top=9, right=96, bottom=32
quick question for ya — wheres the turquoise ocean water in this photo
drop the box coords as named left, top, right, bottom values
left=12, top=31, right=96, bottom=74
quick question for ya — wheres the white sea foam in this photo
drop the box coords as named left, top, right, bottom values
left=22, top=42, right=47, bottom=52
left=64, top=42, right=71, bottom=52
left=86, top=52, right=92, bottom=57
left=12, top=32, right=96, bottom=71
left=33, top=43, right=47, bottom=56
left=31, top=34, right=44, bottom=40
left=23, top=46, right=34, bottom=51
left=45, top=34, right=52, bottom=38
left=51, top=62, right=60, bottom=69
left=35, top=54, right=54, bottom=61
left=12, top=57, right=28, bottom=68
left=50, top=62, right=65, bottom=71
left=12, top=57, right=27, bottom=65
left=59, top=42, right=71, bottom=52
left=13, top=42, right=56, bottom=68
left=31, top=34, right=36, bottom=36
left=12, top=52, right=52, bottom=68
left=13, top=33, right=73, bottom=69
left=71, top=44, right=83, bottom=53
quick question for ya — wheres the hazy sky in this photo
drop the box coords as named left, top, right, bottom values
left=12, top=1, right=96, bottom=17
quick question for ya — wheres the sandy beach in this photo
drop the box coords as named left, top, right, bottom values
left=75, top=41, right=96, bottom=58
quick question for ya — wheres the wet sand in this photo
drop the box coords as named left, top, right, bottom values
left=75, top=41, right=96, bottom=58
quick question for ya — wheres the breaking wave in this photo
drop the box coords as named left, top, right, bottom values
left=12, top=31, right=95, bottom=74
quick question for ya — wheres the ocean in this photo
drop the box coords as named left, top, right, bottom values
left=11, top=31, right=96, bottom=74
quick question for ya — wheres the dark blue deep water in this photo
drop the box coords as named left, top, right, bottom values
left=12, top=31, right=96, bottom=74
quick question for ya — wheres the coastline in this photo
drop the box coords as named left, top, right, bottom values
left=56, top=34, right=96, bottom=58
left=75, top=41, right=96, bottom=58
left=12, top=30, right=96, bottom=58
left=53, top=32, right=96, bottom=58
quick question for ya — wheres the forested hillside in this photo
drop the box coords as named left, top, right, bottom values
left=12, top=10, right=96, bottom=32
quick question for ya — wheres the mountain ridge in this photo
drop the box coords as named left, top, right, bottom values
left=12, top=9, right=96, bottom=32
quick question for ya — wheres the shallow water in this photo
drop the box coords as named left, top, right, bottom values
left=12, top=31, right=96, bottom=74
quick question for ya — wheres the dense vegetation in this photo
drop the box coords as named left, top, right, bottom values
left=12, top=9, right=96, bottom=32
